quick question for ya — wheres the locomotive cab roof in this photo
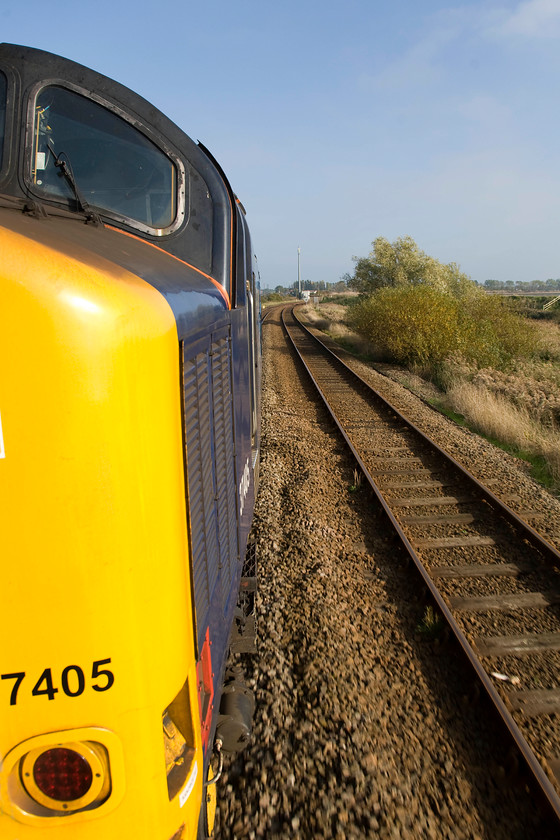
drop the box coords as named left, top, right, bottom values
left=0, top=43, right=236, bottom=298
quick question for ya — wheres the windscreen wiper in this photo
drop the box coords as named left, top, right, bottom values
left=47, top=141, right=101, bottom=225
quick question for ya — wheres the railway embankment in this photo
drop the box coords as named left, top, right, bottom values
left=216, top=308, right=560, bottom=839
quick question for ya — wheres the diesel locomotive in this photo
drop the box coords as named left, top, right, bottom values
left=0, top=43, right=260, bottom=839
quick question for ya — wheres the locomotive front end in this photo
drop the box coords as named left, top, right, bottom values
left=0, top=216, right=204, bottom=839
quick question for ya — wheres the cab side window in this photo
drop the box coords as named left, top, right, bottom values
left=0, top=71, right=7, bottom=168
left=32, top=85, right=180, bottom=231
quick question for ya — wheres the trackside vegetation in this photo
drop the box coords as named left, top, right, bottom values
left=320, top=237, right=560, bottom=491
left=347, top=236, right=536, bottom=370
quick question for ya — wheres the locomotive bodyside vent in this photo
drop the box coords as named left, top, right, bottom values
left=182, top=341, right=220, bottom=650
left=181, top=328, right=238, bottom=651
left=210, top=335, right=239, bottom=612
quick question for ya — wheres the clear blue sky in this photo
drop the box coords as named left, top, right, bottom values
left=3, top=0, right=560, bottom=288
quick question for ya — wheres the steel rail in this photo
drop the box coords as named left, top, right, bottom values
left=261, top=303, right=285, bottom=325
left=292, top=306, right=560, bottom=569
left=281, top=303, right=560, bottom=824
left=261, top=308, right=274, bottom=324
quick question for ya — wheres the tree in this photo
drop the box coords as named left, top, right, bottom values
left=348, top=235, right=473, bottom=298
left=349, top=256, right=383, bottom=293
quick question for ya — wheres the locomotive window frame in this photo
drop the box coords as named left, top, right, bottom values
left=0, top=70, right=7, bottom=170
left=25, top=81, right=186, bottom=237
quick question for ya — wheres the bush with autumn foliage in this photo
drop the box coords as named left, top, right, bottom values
left=347, top=236, right=536, bottom=370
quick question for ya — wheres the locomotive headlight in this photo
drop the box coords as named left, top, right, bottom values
left=21, top=741, right=106, bottom=813
left=1, top=728, right=125, bottom=823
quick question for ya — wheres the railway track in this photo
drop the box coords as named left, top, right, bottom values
left=281, top=302, right=560, bottom=824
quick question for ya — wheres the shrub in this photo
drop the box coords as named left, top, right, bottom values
left=348, top=285, right=461, bottom=366
left=348, top=285, right=538, bottom=371
left=458, top=293, right=536, bottom=368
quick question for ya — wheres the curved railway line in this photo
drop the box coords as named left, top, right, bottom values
left=279, top=301, right=560, bottom=826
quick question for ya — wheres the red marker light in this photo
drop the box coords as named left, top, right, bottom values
left=32, top=747, right=93, bottom=801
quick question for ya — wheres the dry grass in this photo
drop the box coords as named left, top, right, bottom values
left=469, top=366, right=560, bottom=426
left=446, top=381, right=560, bottom=482
left=300, top=304, right=382, bottom=358
left=304, top=302, right=347, bottom=324
left=534, top=319, right=560, bottom=361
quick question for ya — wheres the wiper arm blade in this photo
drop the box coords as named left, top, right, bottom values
left=46, top=142, right=101, bottom=224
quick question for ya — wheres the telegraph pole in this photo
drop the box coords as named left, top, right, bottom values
left=297, top=247, right=301, bottom=297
